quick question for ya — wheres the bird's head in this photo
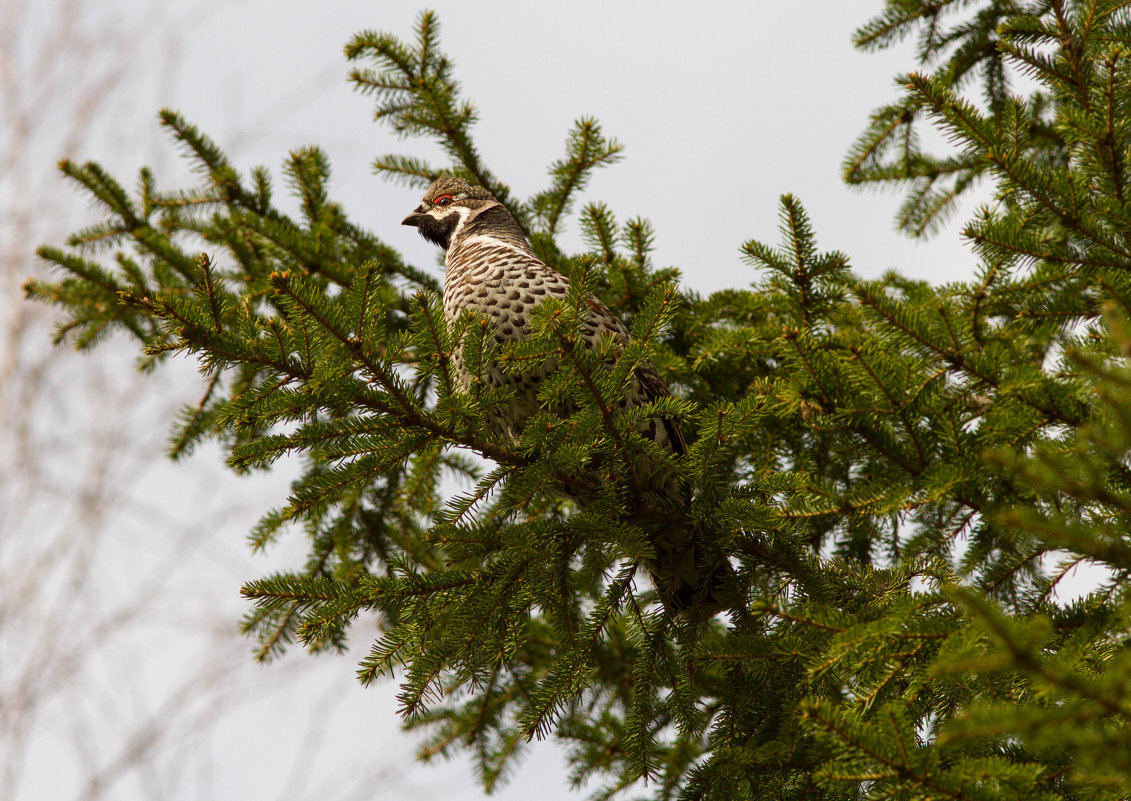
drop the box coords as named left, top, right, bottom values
left=402, top=176, right=500, bottom=251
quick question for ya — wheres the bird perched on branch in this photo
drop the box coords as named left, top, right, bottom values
left=403, top=175, right=729, bottom=616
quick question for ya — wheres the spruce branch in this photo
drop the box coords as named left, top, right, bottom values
left=26, top=4, right=1131, bottom=798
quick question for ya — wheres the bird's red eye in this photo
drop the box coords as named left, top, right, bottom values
left=434, top=195, right=454, bottom=207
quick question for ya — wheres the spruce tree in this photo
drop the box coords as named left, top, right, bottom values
left=26, top=3, right=1131, bottom=798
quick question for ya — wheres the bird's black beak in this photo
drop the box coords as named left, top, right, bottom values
left=402, top=206, right=425, bottom=227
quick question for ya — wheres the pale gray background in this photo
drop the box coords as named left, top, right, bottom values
left=5, top=2, right=1021, bottom=800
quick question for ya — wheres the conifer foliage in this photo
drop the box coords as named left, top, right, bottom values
left=26, top=3, right=1131, bottom=798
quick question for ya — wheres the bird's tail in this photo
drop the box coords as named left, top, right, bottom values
left=645, top=519, right=740, bottom=619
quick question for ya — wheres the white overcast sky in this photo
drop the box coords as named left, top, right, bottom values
left=77, top=0, right=980, bottom=291
left=11, top=2, right=991, bottom=799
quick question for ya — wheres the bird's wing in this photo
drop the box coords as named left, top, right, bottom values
left=581, top=298, right=686, bottom=457
left=634, top=363, right=686, bottom=456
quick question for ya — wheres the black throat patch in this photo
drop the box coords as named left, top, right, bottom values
left=416, top=212, right=461, bottom=251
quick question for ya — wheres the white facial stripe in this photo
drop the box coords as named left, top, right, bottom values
left=428, top=203, right=470, bottom=220
left=427, top=204, right=473, bottom=241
